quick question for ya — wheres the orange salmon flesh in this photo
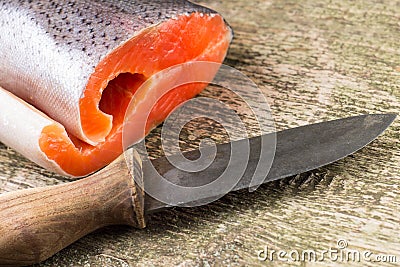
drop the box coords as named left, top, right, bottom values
left=39, top=13, right=232, bottom=177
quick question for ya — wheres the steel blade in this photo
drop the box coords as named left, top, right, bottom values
left=143, top=114, right=396, bottom=213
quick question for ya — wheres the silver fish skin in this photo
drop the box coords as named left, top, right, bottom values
left=0, top=0, right=219, bottom=144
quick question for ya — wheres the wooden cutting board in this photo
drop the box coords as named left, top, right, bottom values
left=0, top=0, right=398, bottom=266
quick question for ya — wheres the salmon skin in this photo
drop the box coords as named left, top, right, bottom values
left=0, top=0, right=232, bottom=177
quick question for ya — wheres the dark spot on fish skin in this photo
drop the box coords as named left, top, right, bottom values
left=1, top=0, right=218, bottom=73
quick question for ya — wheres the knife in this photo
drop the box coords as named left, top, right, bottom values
left=0, top=113, right=396, bottom=266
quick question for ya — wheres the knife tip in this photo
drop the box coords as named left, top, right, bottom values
left=377, top=113, right=397, bottom=123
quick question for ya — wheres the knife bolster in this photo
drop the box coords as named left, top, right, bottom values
left=124, top=148, right=146, bottom=229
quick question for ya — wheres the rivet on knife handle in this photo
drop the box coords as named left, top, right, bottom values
left=0, top=149, right=145, bottom=266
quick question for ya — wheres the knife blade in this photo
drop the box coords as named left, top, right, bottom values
left=143, top=113, right=397, bottom=212
left=0, top=113, right=396, bottom=266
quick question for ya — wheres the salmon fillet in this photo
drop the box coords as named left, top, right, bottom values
left=0, top=0, right=232, bottom=177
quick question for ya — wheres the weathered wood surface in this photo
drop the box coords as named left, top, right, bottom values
left=0, top=0, right=399, bottom=266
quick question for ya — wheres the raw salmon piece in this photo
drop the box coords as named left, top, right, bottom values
left=0, top=1, right=232, bottom=177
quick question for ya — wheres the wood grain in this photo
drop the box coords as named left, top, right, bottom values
left=0, top=150, right=145, bottom=266
left=0, top=0, right=398, bottom=266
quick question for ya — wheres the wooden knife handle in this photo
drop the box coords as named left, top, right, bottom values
left=0, top=149, right=145, bottom=266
